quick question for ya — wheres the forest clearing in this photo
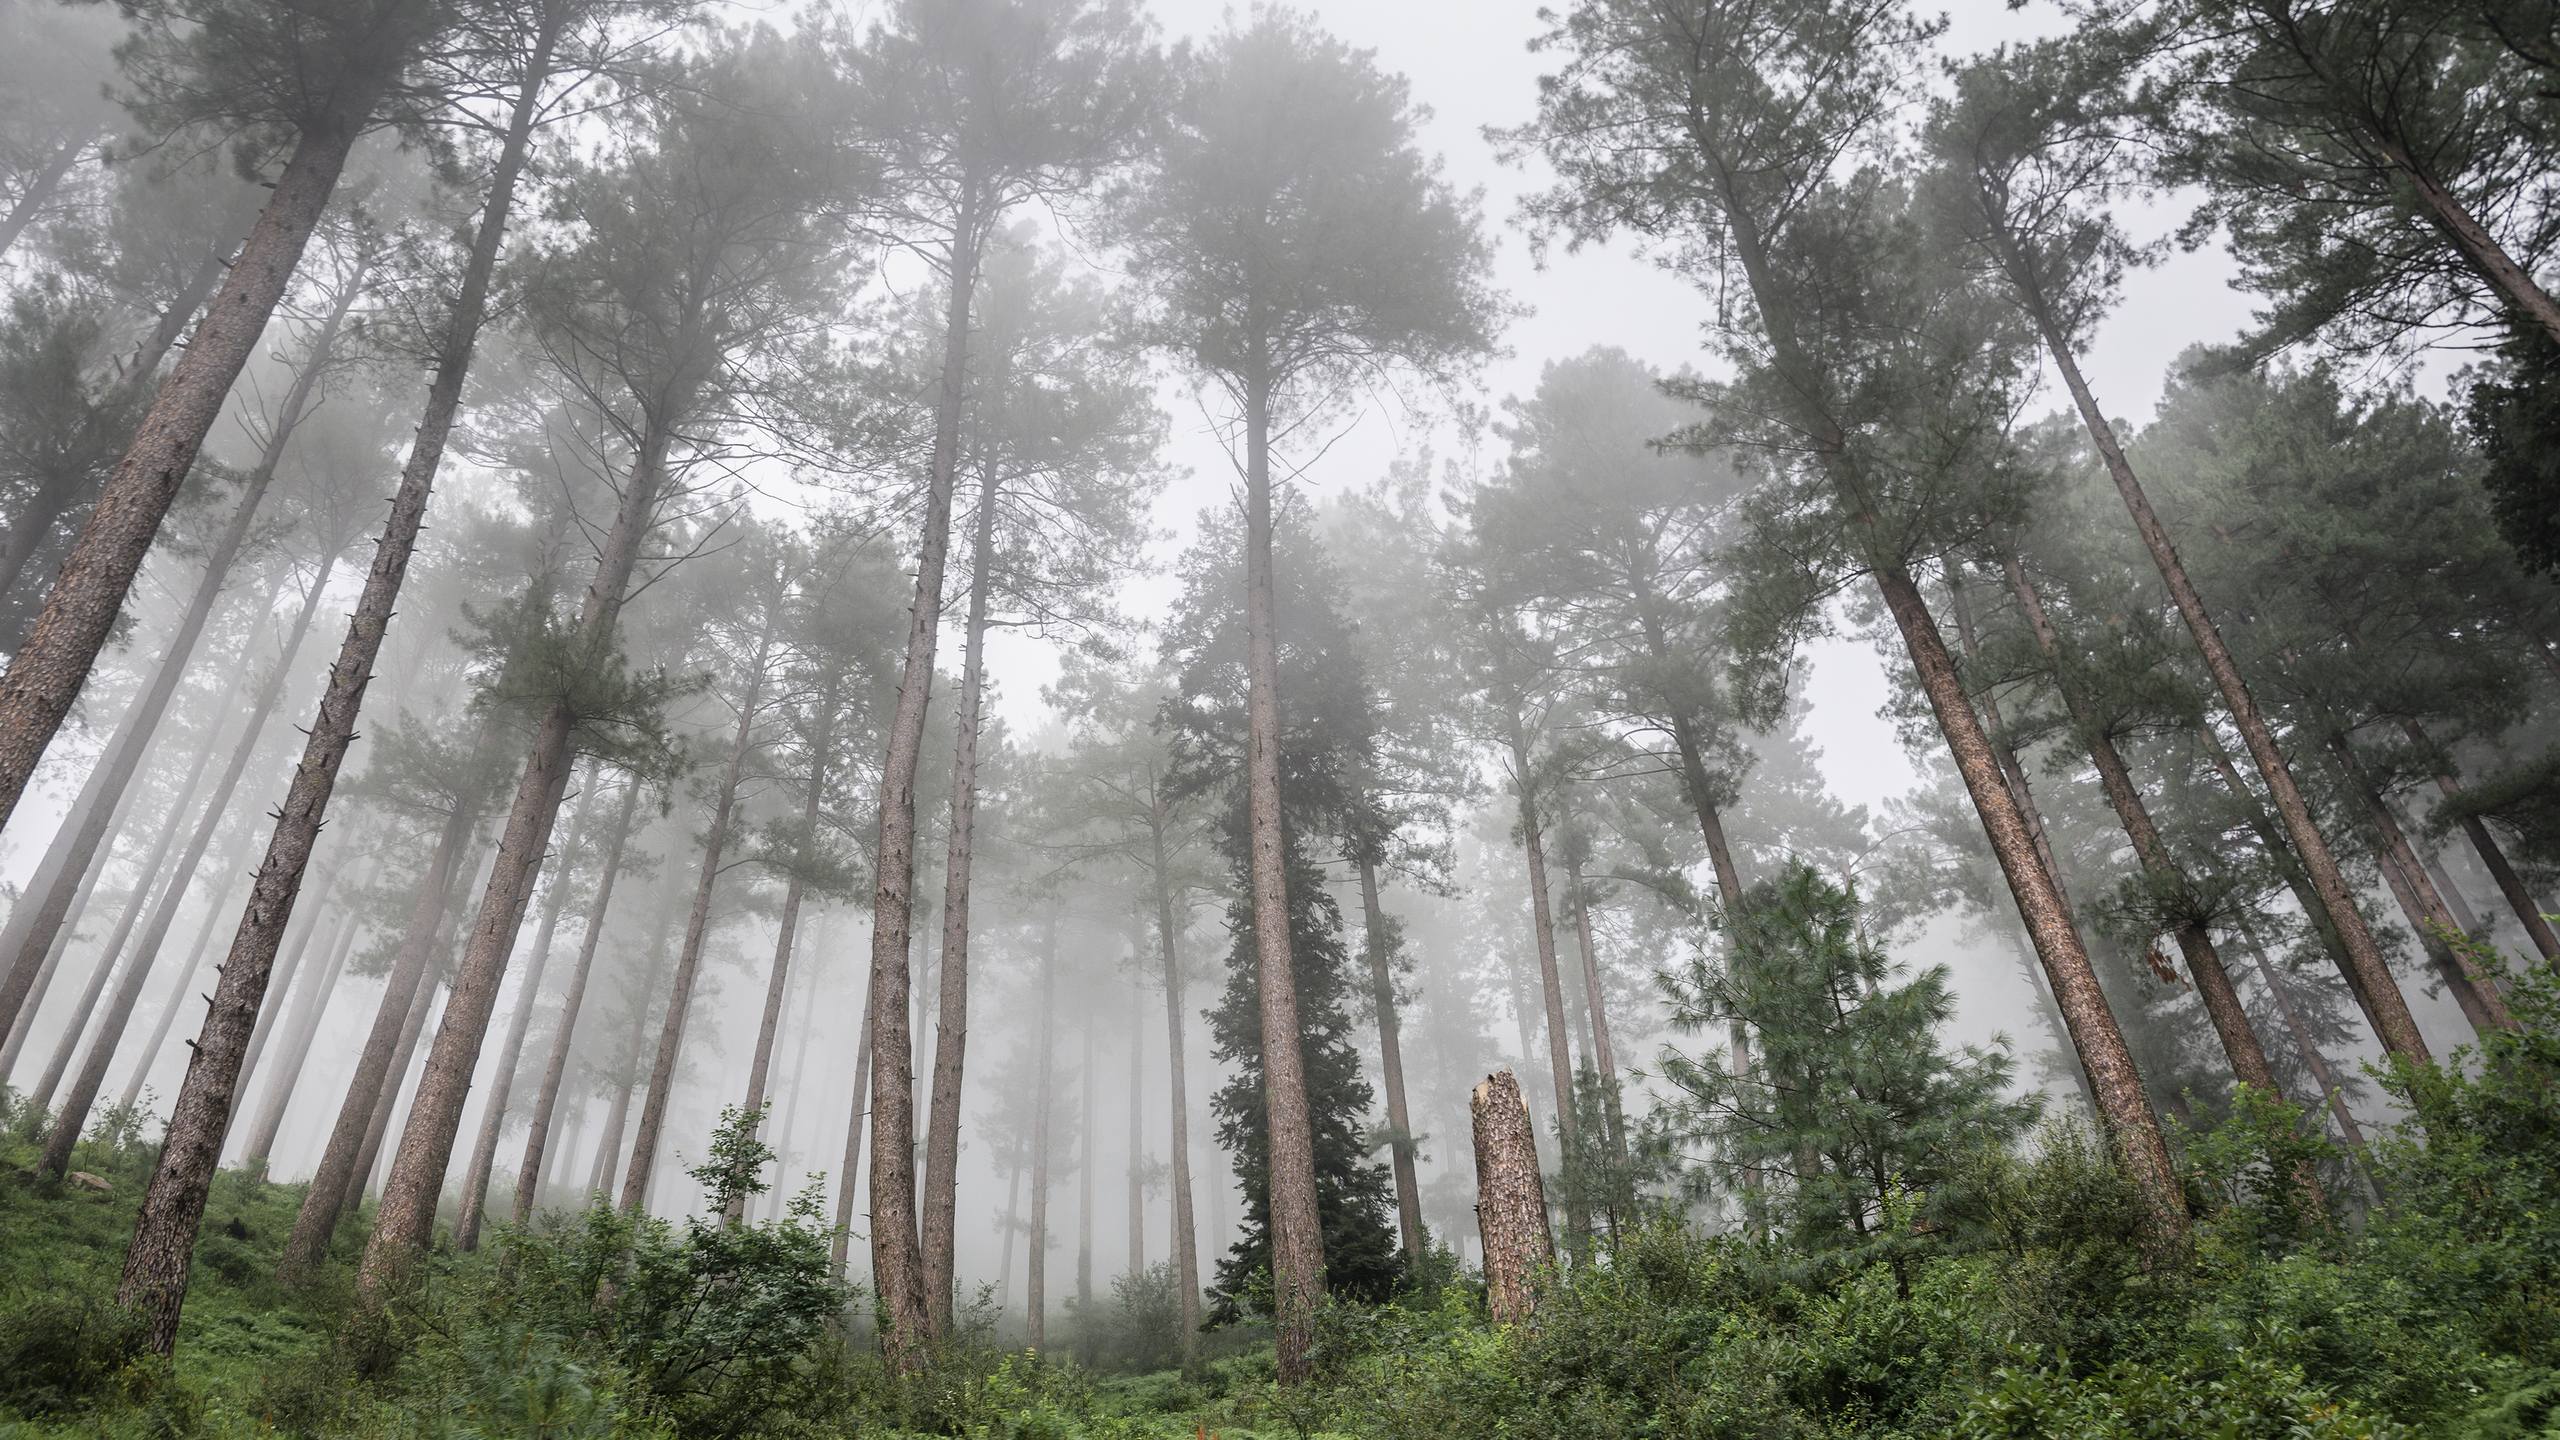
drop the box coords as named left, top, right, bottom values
left=1, top=0, right=2557, bottom=1435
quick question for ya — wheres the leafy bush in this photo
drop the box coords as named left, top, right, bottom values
left=0, top=1290, right=152, bottom=1418
left=1948, top=1347, right=2395, bottom=1439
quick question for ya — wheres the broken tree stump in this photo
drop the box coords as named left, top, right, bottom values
left=1471, top=1068, right=1554, bottom=1325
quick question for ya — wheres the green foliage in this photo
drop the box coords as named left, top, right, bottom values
left=1948, top=1349, right=2393, bottom=1440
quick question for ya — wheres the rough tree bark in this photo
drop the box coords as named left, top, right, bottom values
left=1471, top=1069, right=1553, bottom=1327
left=117, top=18, right=558, bottom=1348
left=923, top=454, right=1002, bottom=1329
left=514, top=776, right=642, bottom=1225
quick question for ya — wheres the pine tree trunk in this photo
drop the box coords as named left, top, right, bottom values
left=2328, top=734, right=2514, bottom=1033
left=2401, top=720, right=2560, bottom=961
left=0, top=52, right=406, bottom=830
left=620, top=654, right=768, bottom=1216
left=360, top=403, right=682, bottom=1295
left=1149, top=788, right=1202, bottom=1371
left=1355, top=853, right=1426, bottom=1260
left=829, top=979, right=875, bottom=1279
left=592, top=893, right=683, bottom=1201
left=1241, top=375, right=1326, bottom=1383
left=1507, top=725, right=1584, bottom=1244
left=515, top=777, right=641, bottom=1225
left=1564, top=856, right=1625, bottom=1161
left=0, top=834, right=111, bottom=1078
left=1127, top=980, right=1145, bottom=1277
left=1026, top=918, right=1058, bottom=1351
left=2004, top=556, right=2291, bottom=1099
left=997, top=1161, right=1023, bottom=1313
left=352, top=971, right=444, bottom=1216
left=865, top=190, right=987, bottom=1368
left=922, top=457, right=1001, bottom=1329
left=241, top=913, right=359, bottom=1169
left=226, top=866, right=350, bottom=1122
left=0, top=134, right=84, bottom=267
left=112, top=16, right=556, bottom=1343
left=1470, top=1069, right=1552, bottom=1326
left=1077, top=1005, right=1097, bottom=1368
left=736, top=678, right=841, bottom=1223
left=113, top=844, right=248, bottom=1117
left=277, top=808, right=474, bottom=1280
left=456, top=769, right=599, bottom=1250
left=2005, top=269, right=2427, bottom=1071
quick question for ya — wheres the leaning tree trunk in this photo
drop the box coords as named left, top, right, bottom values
left=865, top=191, right=985, bottom=1373
left=455, top=766, right=601, bottom=1250
left=922, top=457, right=1002, bottom=1330
left=0, top=134, right=85, bottom=267
left=2327, top=733, right=2514, bottom=1034
left=828, top=978, right=876, bottom=1279
left=1241, top=377, right=1327, bottom=1384
left=2399, top=719, right=2560, bottom=962
left=1149, top=788, right=1202, bottom=1371
left=351, top=970, right=445, bottom=1215
left=113, top=843, right=250, bottom=1117
left=359, top=397, right=686, bottom=1296
left=515, top=776, right=643, bottom=1225
left=2003, top=557, right=2291, bottom=1100
left=0, top=40, right=414, bottom=832
left=1355, top=850, right=1426, bottom=1261
left=1507, top=725, right=1584, bottom=1244
left=113, top=15, right=556, bottom=1347
left=276, top=804, right=475, bottom=1281
left=0, top=832, right=113, bottom=1078
left=1026, top=917, right=1058, bottom=1352
left=619, top=650, right=769, bottom=1217
left=1995, top=251, right=2430, bottom=1073
left=1471, top=1069, right=1553, bottom=1326
left=40, top=547, right=342, bottom=1176
left=240, top=913, right=360, bottom=1169
left=224, top=864, right=351, bottom=1122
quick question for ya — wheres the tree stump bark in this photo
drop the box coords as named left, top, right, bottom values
left=1472, top=1069, right=1553, bottom=1326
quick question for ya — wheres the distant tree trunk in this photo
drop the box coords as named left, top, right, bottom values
left=1563, top=855, right=1624, bottom=1161
left=1077, top=1005, right=1098, bottom=1368
left=28, top=695, right=235, bottom=1108
left=114, top=845, right=249, bottom=1115
left=2400, top=720, right=2559, bottom=962
left=829, top=980, right=875, bottom=1279
left=225, top=865, right=351, bottom=1121
left=0, top=43, right=411, bottom=832
left=278, top=806, right=474, bottom=1281
left=118, top=13, right=561, bottom=1352
left=514, top=777, right=642, bottom=1225
left=867, top=191, right=986, bottom=1372
left=591, top=895, right=682, bottom=1202
left=735, top=677, right=841, bottom=1225
left=1355, top=852, right=1425, bottom=1260
left=997, top=1160, right=1023, bottom=1313
left=1127, top=978, right=1145, bottom=1276
left=242, top=914, right=359, bottom=1169
left=765, top=959, right=820, bottom=1223
left=0, top=839, right=111, bottom=1078
left=352, top=971, right=443, bottom=1215
left=1996, top=253, right=2428, bottom=1073
left=923, top=458, right=1001, bottom=1329
left=1026, top=918, right=1058, bottom=1352
left=1470, top=1070, right=1552, bottom=1326
left=621, top=653, right=769, bottom=1218
left=362, top=406, right=687, bottom=1296
left=1148, top=785, right=1201, bottom=1371
left=0, top=134, right=85, bottom=268
left=2230, top=914, right=2371, bottom=1157
left=1240, top=376, right=1327, bottom=1384
left=39, top=545, right=345, bottom=1177
left=2327, top=734, right=2514, bottom=1034
left=456, top=768, right=600, bottom=1251
left=1505, top=724, right=1584, bottom=1244
left=2004, top=557, right=2290, bottom=1100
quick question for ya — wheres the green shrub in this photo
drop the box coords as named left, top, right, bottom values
left=1948, top=1347, right=2398, bottom=1439
left=0, top=1290, right=152, bottom=1418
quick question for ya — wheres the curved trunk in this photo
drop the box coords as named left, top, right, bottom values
left=922, top=457, right=1001, bottom=1328
left=118, top=10, right=559, bottom=1352
left=513, top=776, right=642, bottom=1225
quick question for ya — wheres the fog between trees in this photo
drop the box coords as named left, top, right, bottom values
left=0, top=0, right=2555, bottom=1420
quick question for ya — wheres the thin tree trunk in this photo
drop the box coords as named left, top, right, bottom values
left=1127, top=977, right=1145, bottom=1277
left=456, top=767, right=599, bottom=1250
left=0, top=42, right=411, bottom=831
left=1236, top=377, right=1328, bottom=1380
left=515, top=776, right=642, bottom=1225
left=277, top=805, right=474, bottom=1281
left=362, top=399, right=686, bottom=1295
left=2000, top=254, right=2428, bottom=1071
left=242, top=912, right=359, bottom=1169
left=226, top=866, right=349, bottom=1121
left=1471, top=1069, right=1552, bottom=1327
left=1149, top=787, right=1201, bottom=1371
left=2327, top=733, right=2514, bottom=1033
left=1077, top=1004, right=1097, bottom=1367
left=0, top=834, right=112, bottom=1078
left=1564, top=855, right=1624, bottom=1162
left=734, top=677, right=841, bottom=1224
left=1507, top=726, right=1584, bottom=1244
left=2232, top=914, right=2371, bottom=1155
left=829, top=979, right=875, bottom=1279
left=0, top=134, right=84, bottom=266
left=997, top=1160, right=1023, bottom=1314
left=1026, top=917, right=1058, bottom=1352
left=866, top=193, right=986, bottom=1370
left=113, top=844, right=249, bottom=1117
left=352, top=969, right=444, bottom=1218
left=766, top=954, right=820, bottom=1222
left=922, top=455, right=1001, bottom=1333
left=1356, top=853, right=1425, bottom=1258
left=620, top=653, right=768, bottom=1217
left=2400, top=724, right=2560, bottom=961
left=118, top=10, right=561, bottom=1353
left=591, top=891, right=682, bottom=1201
left=2005, top=556, right=2290, bottom=1099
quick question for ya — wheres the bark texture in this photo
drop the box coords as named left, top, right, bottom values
left=1470, top=1070, right=1553, bottom=1327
